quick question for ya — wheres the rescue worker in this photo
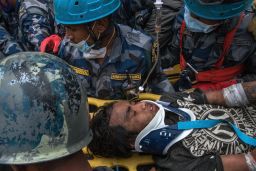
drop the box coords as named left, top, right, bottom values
left=0, top=52, right=113, bottom=171
left=161, top=0, right=256, bottom=91
left=0, top=9, right=23, bottom=56
left=88, top=81, right=256, bottom=171
left=41, top=0, right=174, bottom=100
left=0, top=0, right=56, bottom=52
left=113, top=0, right=183, bottom=49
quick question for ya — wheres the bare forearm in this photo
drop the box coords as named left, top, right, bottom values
left=243, top=81, right=256, bottom=104
left=221, top=153, right=248, bottom=171
left=205, top=81, right=256, bottom=106
left=221, top=150, right=256, bottom=171
left=205, top=90, right=225, bottom=106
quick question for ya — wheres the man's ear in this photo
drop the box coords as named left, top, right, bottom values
left=10, top=165, right=19, bottom=171
left=10, top=165, right=26, bottom=171
left=129, top=143, right=135, bottom=149
left=128, top=135, right=137, bottom=149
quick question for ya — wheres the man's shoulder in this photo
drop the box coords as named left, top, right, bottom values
left=117, top=24, right=153, bottom=51
left=19, top=0, right=52, bottom=17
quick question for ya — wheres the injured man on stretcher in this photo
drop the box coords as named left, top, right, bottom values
left=89, top=81, right=256, bottom=171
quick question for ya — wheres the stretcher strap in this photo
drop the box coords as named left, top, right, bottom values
left=163, top=104, right=256, bottom=147
left=178, top=120, right=256, bottom=146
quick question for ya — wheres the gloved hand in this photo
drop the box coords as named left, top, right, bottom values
left=159, top=89, right=207, bottom=107
left=40, top=35, right=62, bottom=54
left=174, top=69, right=196, bottom=92
left=135, top=9, right=152, bottom=27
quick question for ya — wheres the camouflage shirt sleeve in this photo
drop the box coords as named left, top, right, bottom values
left=0, top=25, right=23, bottom=57
left=19, top=0, right=55, bottom=51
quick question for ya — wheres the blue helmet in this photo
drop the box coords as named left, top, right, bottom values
left=0, top=52, right=92, bottom=164
left=184, top=0, right=253, bottom=20
left=54, top=0, right=121, bottom=25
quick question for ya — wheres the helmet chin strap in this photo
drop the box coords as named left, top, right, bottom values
left=86, top=20, right=115, bottom=50
left=85, top=21, right=97, bottom=43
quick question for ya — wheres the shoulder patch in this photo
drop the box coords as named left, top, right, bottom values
left=70, top=65, right=89, bottom=76
left=117, top=24, right=152, bottom=50
left=111, top=73, right=141, bottom=81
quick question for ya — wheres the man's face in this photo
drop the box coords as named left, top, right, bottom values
left=65, top=24, right=91, bottom=44
left=64, top=17, right=109, bottom=44
left=109, top=101, right=159, bottom=133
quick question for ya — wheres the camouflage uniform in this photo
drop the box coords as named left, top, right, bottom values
left=19, top=0, right=57, bottom=50
left=1, top=0, right=56, bottom=52
left=162, top=8, right=256, bottom=81
left=0, top=24, right=23, bottom=57
left=0, top=9, right=23, bottom=56
left=58, top=24, right=174, bottom=99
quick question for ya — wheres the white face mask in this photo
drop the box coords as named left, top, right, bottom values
left=69, top=40, right=91, bottom=53
left=65, top=38, right=107, bottom=59
left=83, top=47, right=107, bottom=59
left=66, top=33, right=92, bottom=53
left=184, top=7, right=220, bottom=33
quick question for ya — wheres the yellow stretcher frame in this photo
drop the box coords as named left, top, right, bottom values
left=84, top=93, right=161, bottom=171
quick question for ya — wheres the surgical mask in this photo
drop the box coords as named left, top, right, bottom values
left=68, top=39, right=106, bottom=59
left=66, top=32, right=92, bottom=53
left=69, top=40, right=91, bottom=53
left=83, top=47, right=107, bottom=59
left=184, top=7, right=220, bottom=33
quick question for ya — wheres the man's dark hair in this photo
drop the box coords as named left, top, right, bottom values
left=88, top=102, right=136, bottom=158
